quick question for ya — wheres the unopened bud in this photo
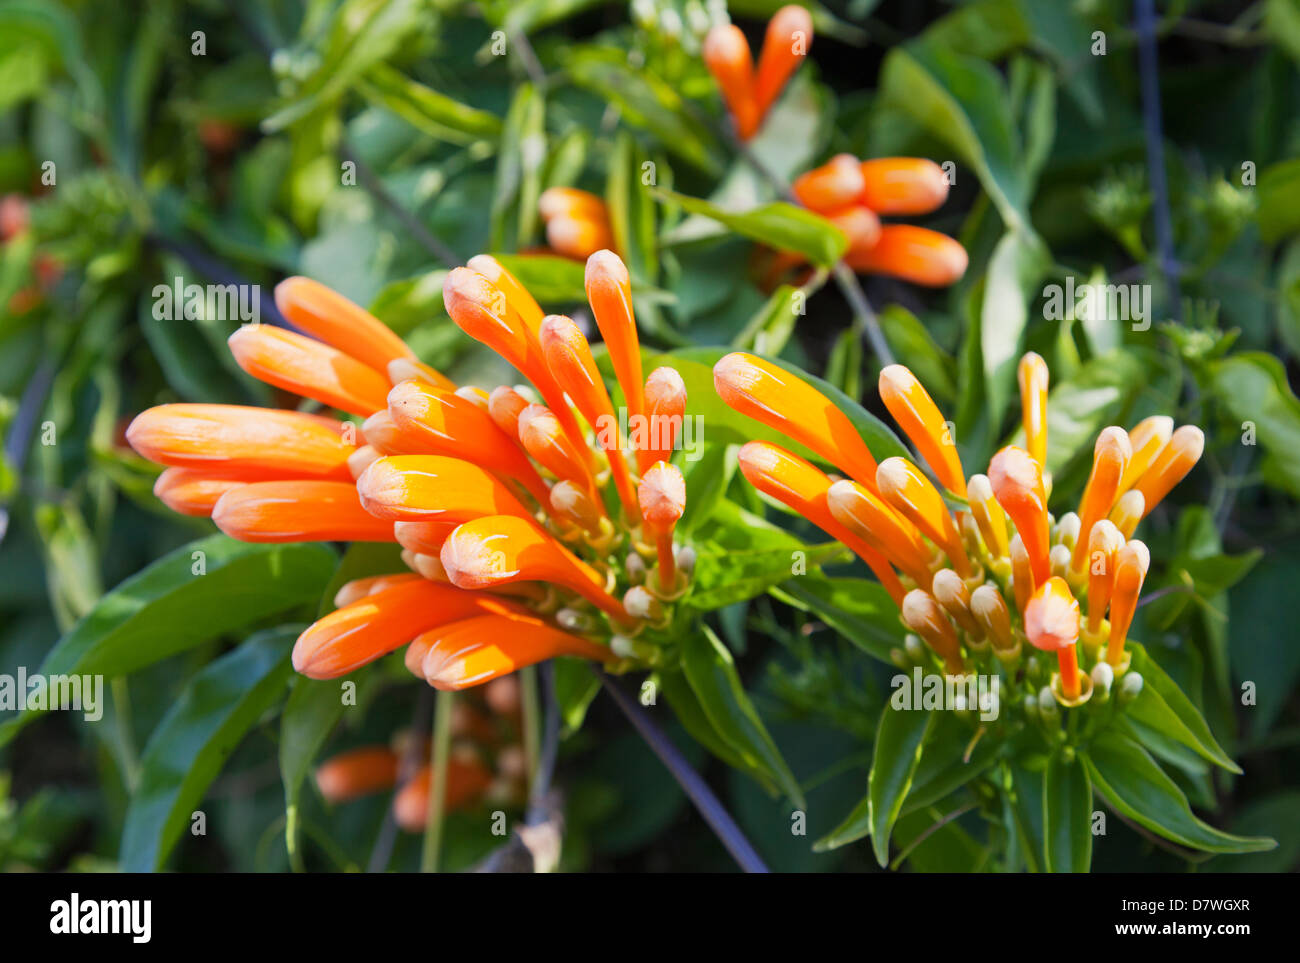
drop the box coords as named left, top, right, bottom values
left=1119, top=671, right=1144, bottom=703
left=1091, top=661, right=1114, bottom=703
left=1038, top=686, right=1059, bottom=722
left=624, top=585, right=664, bottom=621
left=625, top=551, right=647, bottom=584
left=1054, top=511, right=1081, bottom=550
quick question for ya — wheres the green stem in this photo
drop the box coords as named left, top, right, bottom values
left=420, top=690, right=455, bottom=873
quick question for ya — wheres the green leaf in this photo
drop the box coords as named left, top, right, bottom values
left=1125, top=643, right=1241, bottom=774
left=1008, top=763, right=1045, bottom=872
left=656, top=189, right=847, bottom=268
left=979, top=228, right=1050, bottom=427
left=554, top=658, right=600, bottom=736
left=733, top=284, right=803, bottom=357
left=880, top=305, right=958, bottom=404
left=658, top=667, right=773, bottom=791
left=1206, top=352, right=1300, bottom=498
left=813, top=791, right=870, bottom=852
left=357, top=64, right=502, bottom=145
left=1042, top=752, right=1092, bottom=872
left=770, top=574, right=904, bottom=664
left=680, top=627, right=804, bottom=806
left=120, top=626, right=296, bottom=871
left=867, top=702, right=935, bottom=865
left=605, top=131, right=658, bottom=287
left=490, top=82, right=545, bottom=250
left=1257, top=157, right=1300, bottom=243
left=677, top=440, right=737, bottom=537
left=1082, top=729, right=1275, bottom=854
left=902, top=714, right=1003, bottom=814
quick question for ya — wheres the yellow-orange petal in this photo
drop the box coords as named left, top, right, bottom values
left=638, top=366, right=687, bottom=474
left=420, top=612, right=615, bottom=691
left=824, top=478, right=932, bottom=583
left=1133, top=425, right=1204, bottom=519
left=876, top=457, right=970, bottom=577
left=153, top=467, right=250, bottom=517
left=212, top=479, right=396, bottom=543
left=547, top=215, right=615, bottom=261
left=227, top=324, right=391, bottom=417
left=966, top=473, right=1009, bottom=559
left=1009, top=532, right=1035, bottom=615
left=1070, top=426, right=1132, bottom=572
left=388, top=379, right=550, bottom=504
left=1024, top=576, right=1080, bottom=651
left=441, top=515, right=632, bottom=627
left=878, top=364, right=965, bottom=497
left=487, top=385, right=532, bottom=440
left=1017, top=352, right=1050, bottom=469
left=393, top=519, right=460, bottom=556
left=792, top=154, right=864, bottom=214
left=1118, top=415, right=1173, bottom=494
left=550, top=479, right=604, bottom=534
left=1108, top=489, right=1145, bottom=539
left=1106, top=540, right=1150, bottom=667
left=292, top=578, right=529, bottom=679
left=1084, top=519, right=1125, bottom=634
left=466, top=254, right=545, bottom=334
left=392, top=758, right=494, bottom=830
left=845, top=225, right=967, bottom=287
left=931, top=568, right=982, bottom=638
left=859, top=158, right=950, bottom=216
left=754, top=4, right=813, bottom=119
left=127, top=403, right=356, bottom=478
left=585, top=250, right=645, bottom=424
left=970, top=584, right=1014, bottom=651
left=518, top=403, right=600, bottom=496
left=638, top=461, right=686, bottom=534
left=315, top=746, right=400, bottom=803
left=348, top=445, right=381, bottom=480
left=988, top=446, right=1051, bottom=586
left=714, top=351, right=881, bottom=494
left=356, top=454, right=534, bottom=523
left=703, top=23, right=759, bottom=139
left=333, top=572, right=421, bottom=608
left=274, top=276, right=414, bottom=374
left=387, top=357, right=456, bottom=392
left=361, top=410, right=427, bottom=455
left=900, top=589, right=965, bottom=675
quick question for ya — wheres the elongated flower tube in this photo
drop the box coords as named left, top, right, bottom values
left=1017, top=352, right=1049, bottom=468
left=639, top=462, right=686, bottom=594
left=539, top=313, right=639, bottom=521
left=487, top=385, right=531, bottom=439
left=212, top=480, right=396, bottom=543
left=702, top=23, right=758, bottom=139
left=441, top=515, right=633, bottom=627
left=824, top=478, right=932, bottom=585
left=793, top=154, right=865, bottom=213
left=858, top=158, right=950, bottom=215
left=360, top=410, right=427, bottom=456
left=1118, top=415, right=1173, bottom=494
left=227, top=324, right=391, bottom=417
left=1133, top=426, right=1204, bottom=519
left=1070, top=427, right=1132, bottom=573
left=275, top=276, right=416, bottom=374
left=585, top=251, right=645, bottom=425
left=333, top=573, right=422, bottom=608
left=970, top=584, right=1014, bottom=653
left=518, top=403, right=602, bottom=500
left=357, top=455, right=535, bottom=523
left=1009, top=532, right=1034, bottom=614
left=739, top=443, right=906, bottom=603
left=843, top=225, right=968, bottom=287
left=315, top=746, right=400, bottom=803
left=392, top=758, right=494, bottom=830
left=966, top=474, right=1009, bottom=559
left=988, top=446, right=1051, bottom=586
left=550, top=479, right=605, bottom=535
left=548, top=216, right=615, bottom=262
left=127, top=404, right=356, bottom=479
left=1106, top=540, right=1150, bottom=668
left=931, top=568, right=982, bottom=639
left=388, top=356, right=456, bottom=391
left=877, top=457, right=971, bottom=577
left=1084, top=520, right=1125, bottom=636
left=393, top=519, right=460, bottom=556
left=829, top=206, right=882, bottom=252
left=292, top=579, right=528, bottom=679
left=901, top=589, right=965, bottom=675
left=419, top=611, right=616, bottom=691
left=754, top=4, right=813, bottom=117
left=1025, top=576, right=1083, bottom=702
left=466, top=254, right=545, bottom=333
left=153, top=467, right=251, bottom=516
left=1108, top=489, right=1145, bottom=538
left=878, top=364, right=965, bottom=497
left=387, top=379, right=550, bottom=505
left=714, top=352, right=880, bottom=493
left=639, top=367, right=687, bottom=473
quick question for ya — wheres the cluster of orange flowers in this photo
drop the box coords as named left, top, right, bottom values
left=713, top=350, right=1203, bottom=707
left=128, top=250, right=693, bottom=691
left=703, top=5, right=813, bottom=141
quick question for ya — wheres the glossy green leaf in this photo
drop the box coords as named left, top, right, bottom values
left=358, top=64, right=501, bottom=145
left=867, top=702, right=935, bottom=865
left=1257, top=157, right=1300, bottom=243
left=658, top=667, right=774, bottom=792
left=770, top=575, right=904, bottom=664
left=606, top=131, right=657, bottom=287
left=1125, top=643, right=1241, bottom=773
left=1042, top=751, right=1092, bottom=872
left=1207, top=352, right=1300, bottom=498
left=553, top=657, right=600, bottom=736
left=979, top=228, right=1050, bottom=427
left=657, top=189, right=848, bottom=268
left=490, top=82, right=545, bottom=250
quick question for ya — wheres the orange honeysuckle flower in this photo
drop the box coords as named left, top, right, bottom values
left=827, top=205, right=882, bottom=252
left=538, top=186, right=609, bottom=224
left=292, top=578, right=529, bottom=680
left=359, top=410, right=427, bottom=456
left=487, top=385, right=531, bottom=438
left=1117, top=415, right=1173, bottom=494
left=931, top=568, right=983, bottom=640
left=315, top=746, right=400, bottom=803
left=1108, top=489, right=1145, bottom=539
left=901, top=589, right=965, bottom=675
left=333, top=572, right=423, bottom=608
left=1025, top=576, right=1083, bottom=701
left=1009, top=532, right=1035, bottom=614
left=638, top=367, right=687, bottom=474
left=356, top=454, right=535, bottom=524
left=212, top=480, right=396, bottom=543
left=127, top=404, right=356, bottom=479
left=702, top=23, right=759, bottom=139
left=466, top=254, right=545, bottom=333
left=1017, top=352, right=1049, bottom=468
left=858, top=158, right=950, bottom=216
left=639, top=461, right=686, bottom=594
left=387, top=356, right=456, bottom=391
left=876, top=457, right=971, bottom=578
left=441, top=515, right=634, bottom=627
left=824, top=477, right=931, bottom=585
left=547, top=215, right=616, bottom=262
left=585, top=250, right=645, bottom=425
left=970, top=584, right=1014, bottom=652
left=714, top=351, right=880, bottom=494
left=153, top=467, right=252, bottom=517
left=419, top=611, right=616, bottom=691
left=275, top=276, right=416, bottom=375
left=393, top=520, right=461, bottom=556
left=988, top=446, right=1051, bottom=586
left=1083, top=519, right=1126, bottom=637
left=1070, top=426, right=1132, bottom=573
left=227, top=323, right=391, bottom=417
left=518, top=403, right=603, bottom=499
left=549, top=479, right=606, bottom=535
left=843, top=225, right=968, bottom=287
left=754, top=4, right=813, bottom=118
left=1133, top=425, right=1205, bottom=519
left=878, top=364, right=966, bottom=497
left=392, top=757, right=494, bottom=830
left=965, top=473, right=1009, bottom=559
left=1105, top=540, right=1150, bottom=668
left=792, top=154, right=865, bottom=213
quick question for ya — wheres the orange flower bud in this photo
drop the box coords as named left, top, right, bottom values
left=832, top=206, right=883, bottom=254
left=127, top=404, right=356, bottom=479
left=988, top=446, right=1051, bottom=587
left=639, top=367, right=687, bottom=473
left=518, top=404, right=602, bottom=501
left=970, top=584, right=1014, bottom=651
left=792, top=155, right=865, bottom=214
left=404, top=634, right=435, bottom=676
left=360, top=410, right=424, bottom=455
left=1108, top=489, right=1145, bottom=539
left=754, top=4, right=813, bottom=118
left=292, top=579, right=528, bottom=679
left=1017, top=352, right=1049, bottom=468
left=547, top=215, right=615, bottom=261
left=386, top=357, right=456, bottom=391
left=213, top=480, right=396, bottom=543
left=348, top=445, right=381, bottom=479
left=227, top=324, right=391, bottom=417
left=153, top=467, right=250, bottom=517
left=878, top=364, right=966, bottom=497
left=1071, top=427, right=1132, bottom=573
left=876, top=457, right=970, bottom=577
left=333, top=573, right=421, bottom=609
left=585, top=250, right=645, bottom=425
left=549, top=479, right=605, bottom=534
left=858, top=158, right=950, bottom=216
left=931, top=568, right=982, bottom=639
left=466, top=254, right=545, bottom=334
left=538, top=187, right=609, bottom=224
left=419, top=611, right=615, bottom=691
left=844, top=225, right=967, bottom=287
left=392, top=758, right=494, bottom=830
left=487, top=386, right=531, bottom=439
left=714, top=352, right=881, bottom=494
left=315, top=746, right=400, bottom=803
left=1106, top=540, right=1150, bottom=668
left=639, top=462, right=686, bottom=591
left=1084, top=519, right=1125, bottom=634
left=356, top=454, right=535, bottom=523
left=1009, top=532, right=1034, bottom=614
left=274, top=276, right=415, bottom=374
left=393, top=520, right=460, bottom=556
left=1025, top=576, right=1082, bottom=700
left=965, top=473, right=1009, bottom=559
left=1118, top=415, right=1173, bottom=494
left=824, top=478, right=932, bottom=584
left=1133, top=425, right=1203, bottom=519
left=900, top=589, right=965, bottom=675
left=703, top=24, right=759, bottom=139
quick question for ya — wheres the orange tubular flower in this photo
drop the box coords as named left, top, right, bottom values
left=793, top=154, right=865, bottom=213
left=466, top=254, right=545, bottom=334
left=212, top=480, right=396, bottom=543
left=754, top=4, right=813, bottom=118
left=843, top=225, right=968, bottom=287
left=1084, top=520, right=1125, bottom=636
left=858, top=158, right=950, bottom=215
left=901, top=589, right=965, bottom=675
left=153, top=467, right=251, bottom=517
left=638, top=462, right=686, bottom=594
left=275, top=276, right=417, bottom=375
left=988, top=446, right=1051, bottom=587
left=227, top=324, right=391, bottom=417
left=333, top=573, right=422, bottom=608
left=876, top=457, right=971, bottom=578
left=1105, top=540, right=1150, bottom=668
left=419, top=612, right=616, bottom=691
left=966, top=474, right=1009, bottom=559
left=518, top=404, right=601, bottom=496
left=824, top=478, right=932, bottom=586
left=1025, top=576, right=1083, bottom=701
left=1132, top=426, right=1204, bottom=519
left=315, top=746, right=400, bottom=803
left=1118, top=415, right=1173, bottom=494
left=714, top=352, right=881, bottom=494
left=1017, top=352, right=1049, bottom=468
left=547, top=216, right=616, bottom=261
left=392, top=757, right=494, bottom=831
left=1070, top=426, right=1132, bottom=574
left=441, top=515, right=634, bottom=628
left=639, top=367, right=687, bottom=473
left=878, top=364, right=966, bottom=497
left=393, top=520, right=460, bottom=556
left=487, top=386, right=531, bottom=439
left=585, top=251, right=645, bottom=425
left=702, top=23, right=759, bottom=140
left=356, top=454, right=535, bottom=524
left=1108, top=489, right=1145, bottom=539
